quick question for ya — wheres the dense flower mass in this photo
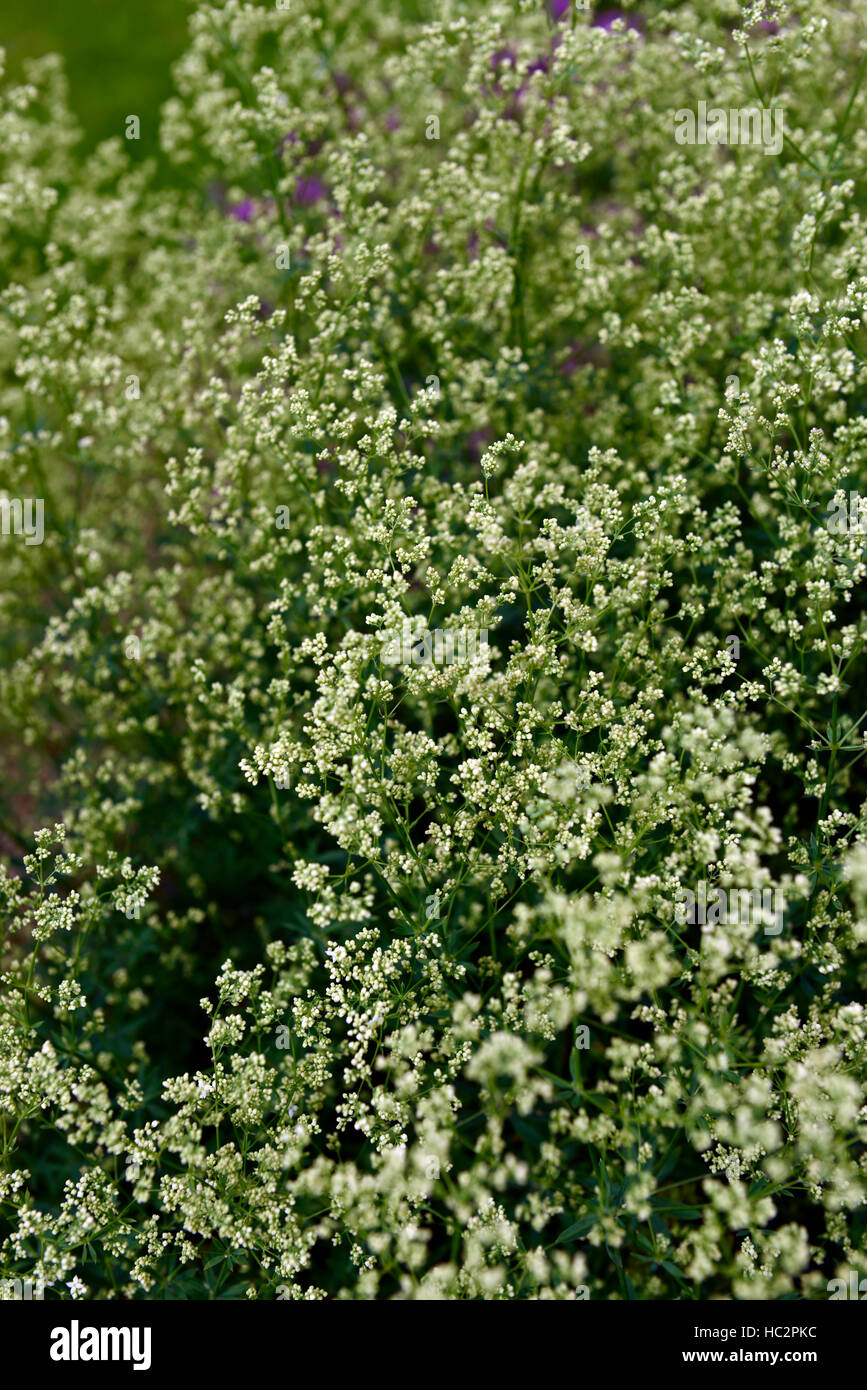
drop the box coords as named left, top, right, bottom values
left=1, top=0, right=867, bottom=1301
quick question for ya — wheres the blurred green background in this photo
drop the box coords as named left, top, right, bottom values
left=2, top=0, right=192, bottom=157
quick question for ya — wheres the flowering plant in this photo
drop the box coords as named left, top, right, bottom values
left=1, top=0, right=867, bottom=1300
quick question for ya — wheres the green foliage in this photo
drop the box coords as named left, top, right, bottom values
left=1, top=0, right=867, bottom=1300
left=3, top=0, right=189, bottom=156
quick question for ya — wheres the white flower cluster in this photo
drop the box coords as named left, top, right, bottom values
left=1, top=0, right=866, bottom=1302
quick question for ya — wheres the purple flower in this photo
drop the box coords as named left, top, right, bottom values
left=227, top=199, right=255, bottom=223
left=549, top=0, right=571, bottom=19
left=385, top=110, right=401, bottom=131
left=293, top=177, right=327, bottom=207
left=592, top=10, right=645, bottom=33
left=483, top=47, right=522, bottom=107
left=527, top=54, right=551, bottom=76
